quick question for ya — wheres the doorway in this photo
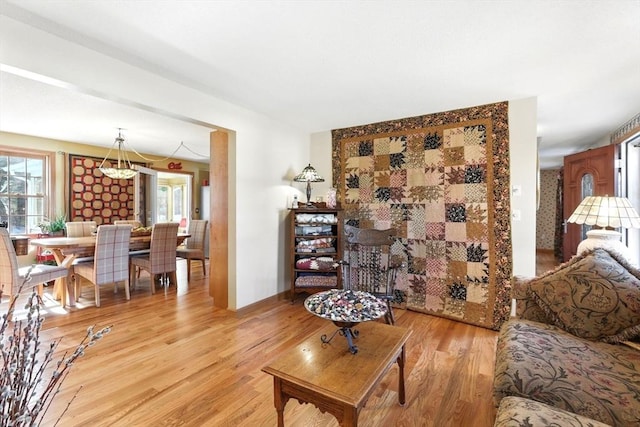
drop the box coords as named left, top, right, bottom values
left=622, top=136, right=640, bottom=266
left=562, top=144, right=617, bottom=261
left=157, top=171, right=192, bottom=230
left=133, top=167, right=193, bottom=228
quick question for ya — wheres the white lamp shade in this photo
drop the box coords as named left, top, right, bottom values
left=98, top=129, right=138, bottom=180
left=567, top=196, right=640, bottom=229
left=99, top=167, right=138, bottom=179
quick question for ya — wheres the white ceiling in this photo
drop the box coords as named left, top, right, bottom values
left=0, top=70, right=214, bottom=161
left=1, top=0, right=639, bottom=167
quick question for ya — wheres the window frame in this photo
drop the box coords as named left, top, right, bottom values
left=0, top=145, right=56, bottom=236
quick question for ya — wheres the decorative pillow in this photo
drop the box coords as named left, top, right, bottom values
left=527, top=247, right=640, bottom=342
left=513, top=275, right=553, bottom=323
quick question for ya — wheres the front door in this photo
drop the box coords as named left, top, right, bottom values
left=562, top=144, right=618, bottom=261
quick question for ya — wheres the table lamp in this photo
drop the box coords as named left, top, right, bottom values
left=567, top=196, right=640, bottom=263
left=293, top=163, right=325, bottom=208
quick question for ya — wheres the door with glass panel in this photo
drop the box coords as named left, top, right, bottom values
left=562, top=144, right=617, bottom=261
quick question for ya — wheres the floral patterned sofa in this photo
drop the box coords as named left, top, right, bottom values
left=494, top=396, right=611, bottom=427
left=493, top=248, right=640, bottom=426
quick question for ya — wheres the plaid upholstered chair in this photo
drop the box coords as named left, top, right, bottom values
left=113, top=220, right=142, bottom=228
left=176, top=219, right=208, bottom=281
left=72, top=224, right=132, bottom=307
left=65, top=220, right=97, bottom=237
left=0, top=228, right=69, bottom=305
left=130, top=222, right=179, bottom=293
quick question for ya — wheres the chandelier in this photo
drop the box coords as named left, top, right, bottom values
left=98, top=129, right=138, bottom=179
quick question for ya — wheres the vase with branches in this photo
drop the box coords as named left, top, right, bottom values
left=0, top=269, right=110, bottom=426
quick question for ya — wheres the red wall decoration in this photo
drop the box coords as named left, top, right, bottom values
left=68, top=154, right=144, bottom=225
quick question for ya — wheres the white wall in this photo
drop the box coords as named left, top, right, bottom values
left=508, top=97, right=538, bottom=277
left=1, top=15, right=309, bottom=310
left=310, top=130, right=334, bottom=199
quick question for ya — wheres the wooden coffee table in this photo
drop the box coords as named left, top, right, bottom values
left=262, top=321, right=411, bottom=426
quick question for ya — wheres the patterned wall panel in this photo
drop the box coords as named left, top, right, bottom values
left=68, top=154, right=144, bottom=225
left=332, top=102, right=512, bottom=330
left=536, top=169, right=560, bottom=250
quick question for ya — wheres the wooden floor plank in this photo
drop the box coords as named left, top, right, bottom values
left=2, top=260, right=501, bottom=426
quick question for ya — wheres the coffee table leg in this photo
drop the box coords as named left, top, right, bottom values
left=397, top=344, right=406, bottom=406
left=273, top=378, right=285, bottom=427
left=343, top=405, right=358, bottom=426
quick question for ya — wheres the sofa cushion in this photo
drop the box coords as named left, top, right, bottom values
left=527, top=248, right=640, bottom=343
left=494, top=396, right=612, bottom=427
left=493, top=319, right=640, bottom=426
left=512, top=275, right=553, bottom=323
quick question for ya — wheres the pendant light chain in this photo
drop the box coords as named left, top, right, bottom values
left=127, top=141, right=209, bottom=162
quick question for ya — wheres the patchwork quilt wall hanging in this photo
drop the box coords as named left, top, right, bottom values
left=331, top=101, right=512, bottom=330
left=68, top=154, right=145, bottom=225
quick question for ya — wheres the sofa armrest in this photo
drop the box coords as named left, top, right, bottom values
left=512, top=275, right=552, bottom=324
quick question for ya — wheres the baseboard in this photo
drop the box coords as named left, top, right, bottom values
left=234, top=290, right=290, bottom=317
left=536, top=248, right=554, bottom=254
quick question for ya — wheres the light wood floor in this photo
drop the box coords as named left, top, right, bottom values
left=2, top=254, right=555, bottom=426
left=536, top=249, right=559, bottom=276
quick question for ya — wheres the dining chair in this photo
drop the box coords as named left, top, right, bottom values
left=176, top=219, right=208, bottom=281
left=130, top=222, right=179, bottom=294
left=65, top=220, right=97, bottom=237
left=340, top=224, right=404, bottom=325
left=72, top=224, right=132, bottom=307
left=0, top=228, right=69, bottom=306
left=113, top=220, right=142, bottom=228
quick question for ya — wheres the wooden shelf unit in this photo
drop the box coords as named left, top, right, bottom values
left=289, top=207, right=342, bottom=302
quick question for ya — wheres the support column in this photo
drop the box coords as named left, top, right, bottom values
left=210, top=130, right=230, bottom=308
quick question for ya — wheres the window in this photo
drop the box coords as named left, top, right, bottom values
left=0, top=149, right=51, bottom=235
left=172, top=186, right=183, bottom=222
left=156, top=183, right=186, bottom=223
left=622, top=135, right=640, bottom=266
left=157, top=185, right=169, bottom=222
left=156, top=172, right=190, bottom=224
left=579, top=173, right=594, bottom=240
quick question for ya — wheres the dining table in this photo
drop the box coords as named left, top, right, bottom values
left=30, top=232, right=190, bottom=307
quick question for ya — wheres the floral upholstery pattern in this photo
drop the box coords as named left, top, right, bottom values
left=494, top=319, right=640, bottom=426
left=512, top=275, right=552, bottom=323
left=525, top=248, right=640, bottom=343
left=494, top=396, right=611, bottom=427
